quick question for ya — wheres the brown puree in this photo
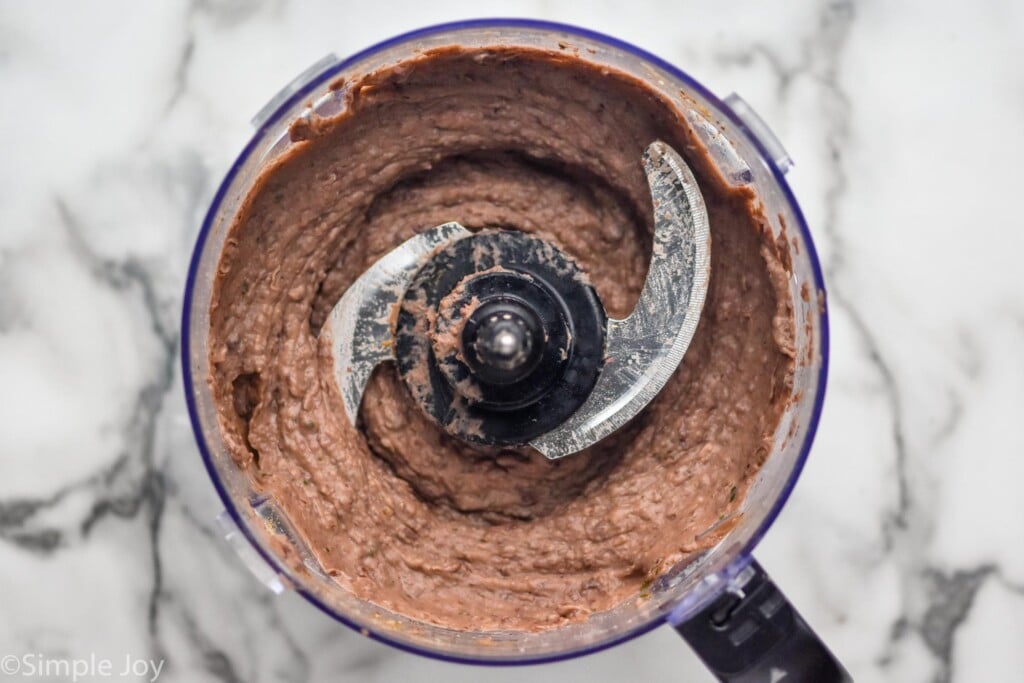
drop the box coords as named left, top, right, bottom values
left=209, top=46, right=795, bottom=631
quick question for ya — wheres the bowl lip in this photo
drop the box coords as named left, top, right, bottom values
left=181, top=17, right=830, bottom=666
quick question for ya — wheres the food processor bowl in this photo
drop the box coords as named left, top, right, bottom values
left=182, top=19, right=847, bottom=680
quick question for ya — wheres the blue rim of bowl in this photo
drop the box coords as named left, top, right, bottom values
left=181, top=17, right=830, bottom=667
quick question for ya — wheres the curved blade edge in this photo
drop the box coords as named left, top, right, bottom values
left=325, top=222, right=472, bottom=425
left=530, top=141, right=712, bottom=459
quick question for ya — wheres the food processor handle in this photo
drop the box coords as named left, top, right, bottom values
left=674, top=559, right=852, bottom=682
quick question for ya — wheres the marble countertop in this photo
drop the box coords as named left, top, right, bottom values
left=2, top=1, right=1022, bottom=681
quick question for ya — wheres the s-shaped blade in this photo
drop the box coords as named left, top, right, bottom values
left=325, top=221, right=472, bottom=424
left=529, top=141, right=711, bottom=459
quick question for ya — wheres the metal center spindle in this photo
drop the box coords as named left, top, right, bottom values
left=473, top=312, right=533, bottom=371
left=461, top=298, right=549, bottom=387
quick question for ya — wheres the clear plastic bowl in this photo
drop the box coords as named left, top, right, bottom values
left=182, top=19, right=828, bottom=665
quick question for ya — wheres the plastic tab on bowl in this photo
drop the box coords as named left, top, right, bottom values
left=723, top=93, right=793, bottom=175
left=252, top=54, right=340, bottom=129
left=216, top=510, right=288, bottom=594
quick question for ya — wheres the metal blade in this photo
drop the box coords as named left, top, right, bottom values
left=325, top=221, right=471, bottom=425
left=530, top=141, right=711, bottom=459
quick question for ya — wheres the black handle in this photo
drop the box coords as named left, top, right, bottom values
left=675, top=558, right=851, bottom=683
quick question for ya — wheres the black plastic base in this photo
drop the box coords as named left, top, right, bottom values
left=394, top=229, right=606, bottom=446
left=675, top=559, right=852, bottom=683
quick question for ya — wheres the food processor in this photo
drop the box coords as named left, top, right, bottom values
left=182, top=19, right=850, bottom=682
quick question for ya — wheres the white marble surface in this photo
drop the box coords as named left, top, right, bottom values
left=2, top=1, right=1022, bottom=681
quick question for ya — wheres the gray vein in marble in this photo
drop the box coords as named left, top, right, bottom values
left=339, top=645, right=391, bottom=679
left=710, top=4, right=1000, bottom=681
left=195, top=0, right=274, bottom=29
left=22, top=80, right=314, bottom=681
left=4, top=527, right=63, bottom=553
left=0, top=197, right=181, bottom=667
left=952, top=326, right=983, bottom=380
left=919, top=565, right=992, bottom=682
left=879, top=563, right=1024, bottom=683
left=56, top=197, right=179, bottom=641
left=844, top=304, right=913, bottom=536
left=0, top=452, right=126, bottom=553
left=796, top=0, right=917, bottom=542
left=177, top=499, right=222, bottom=543
left=0, top=259, right=28, bottom=333
left=252, top=594, right=311, bottom=683
left=928, top=389, right=964, bottom=450
left=163, top=32, right=196, bottom=119
left=768, top=0, right=941, bottom=665
left=164, top=492, right=314, bottom=683
left=158, top=151, right=213, bottom=234
left=177, top=606, right=245, bottom=683
left=58, top=199, right=178, bottom=348
left=721, top=1, right=916, bottom=536
left=713, top=43, right=800, bottom=99
left=0, top=496, right=63, bottom=553
left=713, top=1, right=918, bottom=533
left=725, top=5, right=1024, bottom=682
left=994, top=570, right=1024, bottom=596
left=151, top=0, right=264, bottom=138
left=781, top=0, right=923, bottom=566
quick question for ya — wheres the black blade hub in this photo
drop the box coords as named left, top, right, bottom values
left=394, top=229, right=606, bottom=446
